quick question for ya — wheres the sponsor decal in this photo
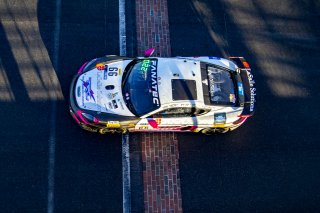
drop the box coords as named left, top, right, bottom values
left=128, top=123, right=135, bottom=128
left=112, top=100, right=118, bottom=109
left=104, top=104, right=108, bottom=111
left=229, top=94, right=236, bottom=103
left=77, top=86, right=81, bottom=97
left=103, top=65, right=109, bottom=80
left=106, top=121, right=120, bottom=128
left=140, top=59, right=160, bottom=106
left=155, top=118, right=162, bottom=125
left=117, top=99, right=125, bottom=110
left=108, top=102, right=113, bottom=109
left=247, top=71, right=255, bottom=87
left=147, top=118, right=162, bottom=128
left=209, top=56, right=221, bottom=60
left=214, top=124, right=225, bottom=128
left=247, top=70, right=256, bottom=112
left=107, top=92, right=118, bottom=100
left=238, top=82, right=244, bottom=96
left=250, top=88, right=256, bottom=112
left=150, top=60, right=160, bottom=106
left=139, top=126, right=149, bottom=130
left=214, top=113, right=226, bottom=124
left=96, top=63, right=105, bottom=70
left=108, top=67, right=118, bottom=77
left=81, top=77, right=95, bottom=102
left=141, top=60, right=150, bottom=73
left=96, top=72, right=103, bottom=112
left=118, top=68, right=122, bottom=75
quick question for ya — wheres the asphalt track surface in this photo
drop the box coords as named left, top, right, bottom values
left=0, top=0, right=320, bottom=212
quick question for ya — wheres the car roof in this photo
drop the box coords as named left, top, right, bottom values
left=155, top=57, right=238, bottom=107
left=156, top=58, right=204, bottom=107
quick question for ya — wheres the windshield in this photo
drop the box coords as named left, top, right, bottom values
left=122, top=59, right=160, bottom=116
left=206, top=66, right=236, bottom=105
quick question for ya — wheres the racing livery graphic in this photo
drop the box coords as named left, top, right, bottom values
left=69, top=51, right=256, bottom=134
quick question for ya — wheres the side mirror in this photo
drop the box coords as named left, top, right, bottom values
left=144, top=48, right=155, bottom=57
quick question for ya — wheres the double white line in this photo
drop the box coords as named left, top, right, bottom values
left=47, top=0, right=61, bottom=212
left=47, top=0, right=130, bottom=212
left=119, top=1, right=131, bottom=213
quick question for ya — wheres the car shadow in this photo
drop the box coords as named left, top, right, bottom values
left=168, top=0, right=320, bottom=212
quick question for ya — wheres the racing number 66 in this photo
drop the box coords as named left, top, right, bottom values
left=108, top=67, right=118, bottom=76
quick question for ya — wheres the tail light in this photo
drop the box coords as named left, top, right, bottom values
left=242, top=61, right=250, bottom=69
left=229, top=57, right=250, bottom=69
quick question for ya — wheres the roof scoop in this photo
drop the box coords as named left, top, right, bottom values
left=105, top=85, right=115, bottom=90
left=144, top=48, right=155, bottom=57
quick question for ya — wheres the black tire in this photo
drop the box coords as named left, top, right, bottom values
left=201, top=127, right=229, bottom=135
left=99, top=128, right=128, bottom=134
left=80, top=124, right=98, bottom=133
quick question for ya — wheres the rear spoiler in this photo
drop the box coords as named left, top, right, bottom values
left=229, top=57, right=256, bottom=116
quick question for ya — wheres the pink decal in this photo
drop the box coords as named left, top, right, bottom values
left=81, top=78, right=95, bottom=102
left=189, top=126, right=197, bottom=131
left=147, top=119, right=158, bottom=128
left=76, top=110, right=91, bottom=125
left=77, top=62, right=88, bottom=74
left=93, top=117, right=99, bottom=124
left=144, top=48, right=155, bottom=57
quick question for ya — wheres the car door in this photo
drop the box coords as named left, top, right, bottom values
left=137, top=107, right=209, bottom=131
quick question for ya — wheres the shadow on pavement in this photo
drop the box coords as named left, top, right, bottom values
left=37, top=0, right=124, bottom=212
left=169, top=0, right=320, bottom=212
left=0, top=0, right=123, bottom=211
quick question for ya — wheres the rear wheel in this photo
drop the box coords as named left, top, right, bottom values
left=99, top=128, right=128, bottom=134
left=201, top=127, right=229, bottom=135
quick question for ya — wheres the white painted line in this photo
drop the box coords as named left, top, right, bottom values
left=47, top=0, right=61, bottom=212
left=122, top=133, right=131, bottom=213
left=119, top=1, right=130, bottom=212
left=119, top=0, right=126, bottom=56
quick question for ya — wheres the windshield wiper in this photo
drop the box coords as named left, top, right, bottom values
left=122, top=87, right=139, bottom=116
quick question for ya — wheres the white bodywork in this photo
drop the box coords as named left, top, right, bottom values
left=75, top=57, right=244, bottom=132
left=75, top=60, right=135, bottom=116
left=134, top=57, right=243, bottom=131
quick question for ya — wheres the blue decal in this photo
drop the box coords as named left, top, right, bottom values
left=77, top=86, right=81, bottom=97
left=209, top=56, right=221, bottom=60
left=81, top=77, right=95, bottom=102
left=214, top=113, right=226, bottom=124
left=238, top=82, right=244, bottom=96
left=103, top=65, right=108, bottom=80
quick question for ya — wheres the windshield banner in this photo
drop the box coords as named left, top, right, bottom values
left=142, top=59, right=160, bottom=107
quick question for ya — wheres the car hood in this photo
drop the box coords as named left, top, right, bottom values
left=74, top=60, right=135, bottom=116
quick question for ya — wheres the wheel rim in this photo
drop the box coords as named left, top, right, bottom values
left=202, top=128, right=228, bottom=135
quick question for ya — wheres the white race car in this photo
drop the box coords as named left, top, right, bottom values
left=69, top=49, right=256, bottom=134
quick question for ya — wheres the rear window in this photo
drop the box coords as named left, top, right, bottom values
left=203, top=66, right=236, bottom=106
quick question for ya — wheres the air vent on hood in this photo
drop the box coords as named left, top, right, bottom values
left=172, top=79, right=197, bottom=100
left=105, top=85, right=115, bottom=90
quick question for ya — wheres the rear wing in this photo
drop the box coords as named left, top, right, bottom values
left=229, top=57, right=256, bottom=116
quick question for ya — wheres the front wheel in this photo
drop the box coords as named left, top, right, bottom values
left=201, top=128, right=229, bottom=135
